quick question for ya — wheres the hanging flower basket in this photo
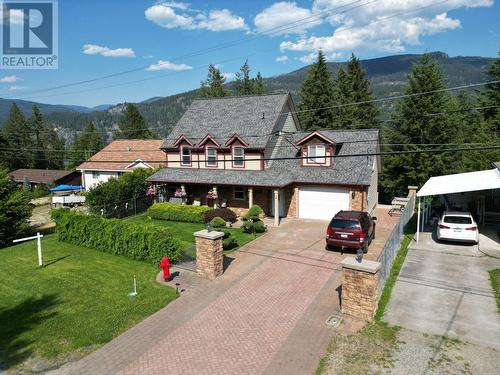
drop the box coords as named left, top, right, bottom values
left=206, top=189, right=218, bottom=200
left=145, top=185, right=157, bottom=197
left=174, top=188, right=187, bottom=198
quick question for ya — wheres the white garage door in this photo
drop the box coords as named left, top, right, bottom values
left=298, top=186, right=350, bottom=220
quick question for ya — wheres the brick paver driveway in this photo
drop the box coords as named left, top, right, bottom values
left=60, top=208, right=397, bottom=375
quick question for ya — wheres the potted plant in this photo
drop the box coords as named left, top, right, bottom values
left=174, top=187, right=187, bottom=204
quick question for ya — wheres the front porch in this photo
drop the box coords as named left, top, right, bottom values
left=154, top=183, right=297, bottom=226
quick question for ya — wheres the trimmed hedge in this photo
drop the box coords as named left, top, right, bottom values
left=242, top=205, right=266, bottom=234
left=147, top=203, right=213, bottom=223
left=209, top=216, right=226, bottom=228
left=204, top=208, right=237, bottom=223
left=51, top=209, right=182, bottom=264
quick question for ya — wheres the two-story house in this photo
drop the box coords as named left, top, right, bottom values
left=148, top=93, right=380, bottom=223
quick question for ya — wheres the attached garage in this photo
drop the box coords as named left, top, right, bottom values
left=298, top=186, right=350, bottom=220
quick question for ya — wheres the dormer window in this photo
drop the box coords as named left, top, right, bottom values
left=308, top=144, right=326, bottom=164
left=181, top=147, right=191, bottom=166
left=206, top=147, right=217, bottom=167
left=233, top=147, right=244, bottom=167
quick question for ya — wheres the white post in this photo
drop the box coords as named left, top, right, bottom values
left=37, top=232, right=43, bottom=267
left=274, top=189, right=280, bottom=227
left=213, top=186, right=217, bottom=208
left=416, top=197, right=421, bottom=243
left=248, top=188, right=253, bottom=208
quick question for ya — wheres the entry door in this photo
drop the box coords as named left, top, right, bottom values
left=271, top=189, right=286, bottom=217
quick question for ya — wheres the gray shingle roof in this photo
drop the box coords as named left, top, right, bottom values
left=162, top=93, right=290, bottom=149
left=149, top=129, right=379, bottom=187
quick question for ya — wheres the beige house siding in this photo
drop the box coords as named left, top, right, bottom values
left=265, top=101, right=299, bottom=168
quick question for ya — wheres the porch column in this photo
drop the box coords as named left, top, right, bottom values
left=273, top=189, right=280, bottom=227
left=416, top=197, right=421, bottom=243
left=248, top=188, right=253, bottom=208
left=213, top=186, right=217, bottom=208
left=181, top=184, right=186, bottom=205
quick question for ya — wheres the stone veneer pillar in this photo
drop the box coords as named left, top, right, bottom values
left=340, top=257, right=381, bottom=321
left=194, top=229, right=224, bottom=280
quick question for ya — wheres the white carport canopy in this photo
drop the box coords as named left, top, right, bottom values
left=415, top=168, right=500, bottom=242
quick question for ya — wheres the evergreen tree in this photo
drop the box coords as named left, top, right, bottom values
left=0, top=168, right=33, bottom=248
left=380, top=54, right=461, bottom=202
left=298, top=50, right=336, bottom=131
left=254, top=72, right=266, bottom=95
left=30, top=105, right=48, bottom=169
left=2, top=103, right=31, bottom=170
left=235, top=60, right=254, bottom=95
left=482, top=51, right=500, bottom=123
left=200, top=64, right=230, bottom=98
left=41, top=123, right=65, bottom=169
left=68, top=122, right=104, bottom=168
left=114, top=103, right=152, bottom=140
left=333, top=54, right=379, bottom=128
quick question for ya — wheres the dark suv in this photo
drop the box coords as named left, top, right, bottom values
left=326, top=211, right=376, bottom=253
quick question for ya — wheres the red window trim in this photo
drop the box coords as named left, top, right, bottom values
left=205, top=147, right=218, bottom=168
left=180, top=146, right=192, bottom=167
left=232, top=146, right=245, bottom=168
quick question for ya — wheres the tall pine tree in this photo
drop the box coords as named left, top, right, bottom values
left=298, top=50, right=336, bottom=131
left=200, top=64, right=230, bottom=98
left=2, top=103, right=31, bottom=170
left=235, top=60, right=254, bottom=95
left=68, top=122, right=104, bottom=168
left=333, top=54, right=379, bottom=128
left=254, top=72, right=266, bottom=94
left=30, top=105, right=48, bottom=169
left=379, top=54, right=461, bottom=201
left=114, top=103, right=152, bottom=140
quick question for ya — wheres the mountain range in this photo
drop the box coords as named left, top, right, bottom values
left=0, top=52, right=494, bottom=142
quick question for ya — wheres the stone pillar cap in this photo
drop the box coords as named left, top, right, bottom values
left=340, top=256, right=381, bottom=273
left=194, top=229, right=225, bottom=240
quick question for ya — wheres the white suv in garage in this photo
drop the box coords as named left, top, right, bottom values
left=437, top=211, right=479, bottom=244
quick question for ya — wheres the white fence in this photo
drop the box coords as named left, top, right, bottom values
left=376, top=194, right=415, bottom=292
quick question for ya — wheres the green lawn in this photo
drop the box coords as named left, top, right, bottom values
left=0, top=235, right=177, bottom=369
left=124, top=213, right=262, bottom=259
left=489, top=269, right=500, bottom=312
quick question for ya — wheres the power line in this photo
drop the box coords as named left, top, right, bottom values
left=6, top=0, right=450, bottom=101
left=0, top=0, right=375, bottom=98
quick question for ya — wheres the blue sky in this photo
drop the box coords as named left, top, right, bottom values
left=1, top=0, right=499, bottom=107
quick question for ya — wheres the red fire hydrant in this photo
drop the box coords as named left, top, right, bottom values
left=160, top=257, right=171, bottom=282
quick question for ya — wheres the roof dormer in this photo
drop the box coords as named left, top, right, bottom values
left=172, top=134, right=194, bottom=147
left=197, top=133, right=221, bottom=148
left=225, top=133, right=249, bottom=147
left=295, top=131, right=335, bottom=167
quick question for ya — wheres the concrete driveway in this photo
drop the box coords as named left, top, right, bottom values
left=384, top=232, right=500, bottom=349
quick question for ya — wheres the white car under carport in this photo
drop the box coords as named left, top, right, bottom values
left=437, top=211, right=479, bottom=244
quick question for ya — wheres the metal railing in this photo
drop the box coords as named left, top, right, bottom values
left=377, top=194, right=415, bottom=292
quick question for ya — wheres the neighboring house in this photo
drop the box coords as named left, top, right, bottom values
left=148, top=93, right=381, bottom=222
left=9, top=169, right=81, bottom=188
left=77, top=139, right=165, bottom=190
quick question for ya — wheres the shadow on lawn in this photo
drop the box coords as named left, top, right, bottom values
left=0, top=294, right=58, bottom=370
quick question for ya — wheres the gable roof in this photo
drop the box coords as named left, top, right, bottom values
left=149, top=129, right=379, bottom=187
left=162, top=93, right=294, bottom=149
left=9, top=169, right=75, bottom=184
left=77, top=139, right=164, bottom=171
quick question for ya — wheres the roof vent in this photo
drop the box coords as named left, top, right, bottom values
left=127, top=146, right=131, bottom=151
left=262, top=112, right=265, bottom=119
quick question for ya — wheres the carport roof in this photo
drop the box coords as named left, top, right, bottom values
left=417, top=168, right=500, bottom=197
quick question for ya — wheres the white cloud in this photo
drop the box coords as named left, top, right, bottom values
left=280, top=0, right=491, bottom=60
left=146, top=59, right=192, bottom=71
left=222, top=72, right=236, bottom=81
left=276, top=55, right=289, bottom=63
left=83, top=44, right=135, bottom=58
left=145, top=3, right=246, bottom=31
left=254, top=2, right=321, bottom=35
left=9, top=85, right=26, bottom=91
left=0, top=75, right=21, bottom=83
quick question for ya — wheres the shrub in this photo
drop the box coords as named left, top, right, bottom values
left=243, top=205, right=263, bottom=220
left=148, top=202, right=213, bottom=223
left=204, top=208, right=237, bottom=223
left=242, top=205, right=266, bottom=234
left=223, top=236, right=238, bottom=250
left=209, top=216, right=226, bottom=228
left=51, top=209, right=182, bottom=263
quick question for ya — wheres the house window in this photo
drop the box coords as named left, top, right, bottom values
left=181, top=147, right=191, bottom=166
left=233, top=147, right=244, bottom=167
left=307, top=145, right=326, bottom=164
left=92, top=171, right=100, bottom=179
left=206, top=148, right=217, bottom=167
left=233, top=187, right=246, bottom=201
